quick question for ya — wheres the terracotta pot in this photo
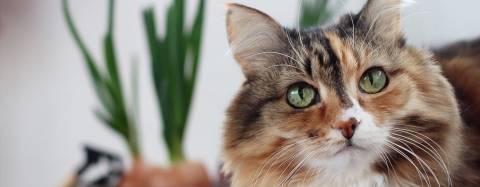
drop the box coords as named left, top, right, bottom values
left=120, top=160, right=211, bottom=187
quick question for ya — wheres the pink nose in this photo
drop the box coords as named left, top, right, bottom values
left=334, top=118, right=359, bottom=139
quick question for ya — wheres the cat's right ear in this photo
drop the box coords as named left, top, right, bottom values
left=226, top=4, right=286, bottom=77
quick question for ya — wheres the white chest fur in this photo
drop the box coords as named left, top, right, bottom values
left=307, top=172, right=387, bottom=187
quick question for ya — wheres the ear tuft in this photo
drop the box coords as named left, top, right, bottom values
left=226, top=4, right=285, bottom=76
left=358, top=0, right=408, bottom=44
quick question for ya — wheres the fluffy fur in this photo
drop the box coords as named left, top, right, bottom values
left=222, top=0, right=480, bottom=186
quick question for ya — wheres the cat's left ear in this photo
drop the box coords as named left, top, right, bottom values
left=358, top=0, right=413, bottom=45
left=226, top=3, right=286, bottom=77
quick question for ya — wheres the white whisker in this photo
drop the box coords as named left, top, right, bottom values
left=275, top=145, right=308, bottom=186
left=391, top=127, right=451, bottom=186
left=297, top=0, right=309, bottom=56
left=284, top=29, right=304, bottom=64
left=385, top=140, right=429, bottom=186
left=281, top=148, right=315, bottom=186
left=247, top=51, right=303, bottom=65
left=252, top=141, right=299, bottom=187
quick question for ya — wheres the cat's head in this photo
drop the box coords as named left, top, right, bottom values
left=223, top=0, right=463, bottom=186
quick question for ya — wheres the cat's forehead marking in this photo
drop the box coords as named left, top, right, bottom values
left=305, top=30, right=354, bottom=108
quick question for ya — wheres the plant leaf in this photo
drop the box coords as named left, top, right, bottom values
left=64, top=0, right=140, bottom=157
left=182, top=0, right=205, bottom=140
left=300, top=0, right=331, bottom=28
left=165, top=3, right=186, bottom=144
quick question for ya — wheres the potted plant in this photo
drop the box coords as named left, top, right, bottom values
left=121, top=0, right=209, bottom=186
left=63, top=0, right=209, bottom=186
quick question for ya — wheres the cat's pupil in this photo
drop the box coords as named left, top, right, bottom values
left=299, top=87, right=305, bottom=99
left=368, top=73, right=374, bottom=85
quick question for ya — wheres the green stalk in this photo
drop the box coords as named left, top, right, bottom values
left=299, top=0, right=337, bottom=28
left=63, top=0, right=140, bottom=158
left=143, top=0, right=205, bottom=164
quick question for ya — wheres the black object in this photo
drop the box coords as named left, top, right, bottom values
left=74, top=145, right=124, bottom=187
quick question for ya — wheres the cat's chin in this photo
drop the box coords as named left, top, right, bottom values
left=333, top=143, right=366, bottom=156
left=306, top=141, right=379, bottom=177
left=328, top=144, right=370, bottom=164
left=301, top=142, right=384, bottom=186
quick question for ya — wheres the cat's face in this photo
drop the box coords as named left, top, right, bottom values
left=223, top=0, right=463, bottom=186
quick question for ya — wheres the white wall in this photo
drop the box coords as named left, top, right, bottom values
left=1, top=0, right=479, bottom=186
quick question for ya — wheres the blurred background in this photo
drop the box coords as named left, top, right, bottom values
left=1, top=0, right=480, bottom=186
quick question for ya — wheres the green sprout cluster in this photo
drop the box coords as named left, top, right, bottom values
left=142, top=0, right=205, bottom=163
left=63, top=0, right=141, bottom=157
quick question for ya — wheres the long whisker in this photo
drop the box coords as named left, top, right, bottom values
left=275, top=145, right=309, bottom=186
left=281, top=148, right=315, bottom=186
left=375, top=146, right=399, bottom=183
left=383, top=150, right=401, bottom=185
left=246, top=51, right=304, bottom=65
left=391, top=128, right=452, bottom=186
left=301, top=163, right=315, bottom=185
left=376, top=148, right=391, bottom=175
left=393, top=137, right=434, bottom=187
left=391, top=131, right=445, bottom=171
left=252, top=141, right=299, bottom=187
left=390, top=136, right=441, bottom=187
left=392, top=126, right=449, bottom=156
left=391, top=127, right=450, bottom=167
left=391, top=132, right=449, bottom=187
left=384, top=140, right=429, bottom=186
left=283, top=29, right=304, bottom=64
left=297, top=0, right=309, bottom=56
left=387, top=139, right=441, bottom=187
left=347, top=7, right=356, bottom=49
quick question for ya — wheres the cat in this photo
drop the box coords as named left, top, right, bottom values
left=221, top=0, right=480, bottom=186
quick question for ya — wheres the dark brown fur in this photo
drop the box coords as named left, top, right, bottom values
left=434, top=38, right=480, bottom=185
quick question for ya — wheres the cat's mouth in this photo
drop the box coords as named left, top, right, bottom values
left=334, top=141, right=366, bottom=155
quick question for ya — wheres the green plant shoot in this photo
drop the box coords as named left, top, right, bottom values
left=300, top=0, right=342, bottom=28
left=63, top=0, right=140, bottom=157
left=143, top=0, right=206, bottom=163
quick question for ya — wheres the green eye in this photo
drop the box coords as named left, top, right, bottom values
left=359, top=67, right=389, bottom=94
left=287, top=82, right=318, bottom=108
